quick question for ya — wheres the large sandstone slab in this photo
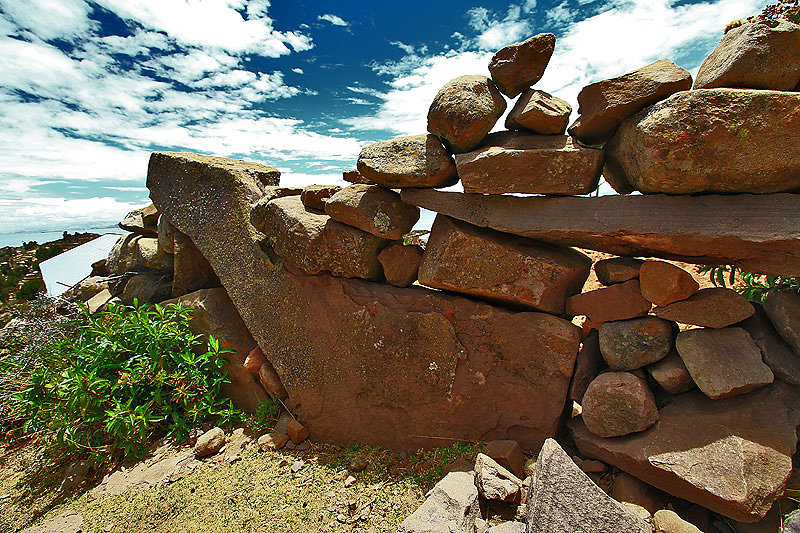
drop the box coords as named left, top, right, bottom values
left=654, top=288, right=754, bottom=328
left=605, top=89, right=800, bottom=195
left=419, top=215, right=590, bottom=315
left=172, top=230, right=220, bottom=297
left=147, top=151, right=582, bottom=451
left=399, top=189, right=800, bottom=276
left=356, top=134, right=457, bottom=189
left=570, top=382, right=800, bottom=522
left=454, top=132, right=603, bottom=195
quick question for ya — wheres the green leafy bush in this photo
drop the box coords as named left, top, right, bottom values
left=13, top=300, right=242, bottom=465
left=697, top=265, right=799, bottom=303
left=16, top=278, right=45, bottom=301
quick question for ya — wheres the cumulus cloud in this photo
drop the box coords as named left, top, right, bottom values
left=318, top=14, right=349, bottom=27
left=0, top=196, right=143, bottom=234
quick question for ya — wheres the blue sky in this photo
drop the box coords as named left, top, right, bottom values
left=0, top=0, right=767, bottom=236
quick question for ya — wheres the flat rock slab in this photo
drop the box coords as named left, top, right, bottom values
left=325, top=184, right=420, bottom=240
left=739, top=303, right=800, bottom=385
left=647, top=350, right=695, bottom=394
left=455, top=132, right=603, bottom=195
left=763, top=290, right=800, bottom=352
left=419, top=215, right=591, bottom=315
left=505, top=89, right=571, bottom=134
left=356, top=134, right=457, bottom=188
left=639, top=260, right=698, bottom=307
left=398, top=471, right=481, bottom=533
left=594, top=257, right=643, bottom=286
left=570, top=382, right=800, bottom=522
left=654, top=288, right=754, bottom=328
left=300, top=184, right=341, bottom=211
left=399, top=189, right=800, bottom=277
left=526, top=438, right=652, bottom=533
left=598, top=317, right=673, bottom=371
left=565, top=280, right=651, bottom=323
left=147, top=151, right=582, bottom=451
left=675, top=327, right=773, bottom=400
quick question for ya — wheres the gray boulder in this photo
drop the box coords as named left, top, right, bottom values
left=398, top=471, right=480, bottom=533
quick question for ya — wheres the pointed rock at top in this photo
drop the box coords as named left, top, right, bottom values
left=488, top=33, right=556, bottom=98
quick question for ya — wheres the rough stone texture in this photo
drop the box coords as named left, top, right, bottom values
left=694, top=20, right=800, bottom=91
left=647, top=350, right=695, bottom=394
left=147, top=151, right=582, bottom=451
left=594, top=257, right=643, bottom=286
left=763, top=290, right=800, bottom=353
left=61, top=276, right=111, bottom=303
left=243, top=345, right=266, bottom=374
left=488, top=33, right=556, bottom=98
left=565, top=280, right=651, bottom=324
left=488, top=522, right=525, bottom=533
left=570, top=381, right=800, bottom=522
left=194, top=427, right=225, bottom=457
left=398, top=471, right=481, bottom=533
left=157, top=214, right=176, bottom=254
left=505, top=89, right=571, bottom=134
left=250, top=187, right=304, bottom=227
left=581, top=372, right=659, bottom=438
left=300, top=185, right=341, bottom=211
left=612, top=472, right=668, bottom=515
left=740, top=303, right=800, bottom=385
left=419, top=215, right=591, bottom=315
left=676, top=327, right=774, bottom=400
left=783, top=511, right=800, bottom=533
left=568, top=59, right=692, bottom=145
left=454, top=132, right=603, bottom=195
left=343, top=169, right=371, bottom=184
left=86, top=288, right=114, bottom=314
left=325, top=184, right=420, bottom=240
left=427, top=75, right=507, bottom=153
left=253, top=195, right=388, bottom=280
left=120, top=272, right=172, bottom=305
left=569, top=330, right=604, bottom=402
left=286, top=419, right=309, bottom=443
left=474, top=453, right=523, bottom=502
left=259, top=360, right=288, bottom=399
left=653, top=510, right=703, bottom=533
left=654, top=288, right=754, bottom=328
left=119, top=203, right=159, bottom=236
left=605, top=89, right=800, bottom=195
left=400, top=189, right=800, bottom=277
left=378, top=243, right=424, bottom=288
left=483, top=440, right=525, bottom=480
left=107, top=234, right=173, bottom=275
left=356, top=134, right=458, bottom=189
left=639, top=261, right=699, bottom=307
left=258, top=432, right=289, bottom=451
left=526, top=439, right=651, bottom=533
left=599, top=317, right=673, bottom=371
left=172, top=230, right=220, bottom=297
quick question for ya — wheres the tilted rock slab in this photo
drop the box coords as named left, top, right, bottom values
left=740, top=304, right=800, bottom=386
left=324, top=184, right=419, bottom=240
left=488, top=33, right=555, bottom=98
left=398, top=471, right=481, bottom=533
left=565, top=280, right=651, bottom=323
left=119, top=203, right=159, bottom=236
left=172, top=230, right=220, bottom=297
left=604, top=89, right=800, bottom=195
left=505, top=89, right=571, bottom=134
left=399, top=189, right=800, bottom=276
left=300, top=185, right=340, bottom=211
left=763, top=290, right=800, bottom=353
left=454, top=132, right=603, bottom=195
left=594, top=257, right=643, bottom=286
left=654, top=288, right=754, bottom=328
left=147, top=151, right=582, bottom=451
left=418, top=215, right=591, bottom=315
left=474, top=453, right=523, bottom=502
left=639, top=260, right=698, bottom=307
left=647, top=350, right=695, bottom=394
left=356, top=134, right=457, bottom=188
left=570, top=382, right=800, bottom=522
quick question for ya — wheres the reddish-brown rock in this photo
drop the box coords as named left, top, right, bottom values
left=565, top=280, right=651, bottom=324
left=157, top=214, right=176, bottom=254
left=356, top=134, right=458, bottom=188
left=741, top=302, right=800, bottom=385
left=570, top=382, right=800, bottom=522
left=605, top=89, right=800, bottom=195
left=258, top=432, right=289, bottom=451
left=488, top=33, right=555, bottom=98
left=581, top=372, right=658, bottom=438
left=598, top=317, right=674, bottom=371
left=763, top=290, right=800, bottom=353
left=343, top=169, right=371, bottom=184
left=569, top=330, right=604, bottom=402
left=594, top=257, right=643, bottom=286
left=694, top=20, right=800, bottom=91
left=119, top=203, right=159, bottom=236
left=505, top=89, right=571, bottom=134
left=568, top=59, right=692, bottom=145
left=647, top=350, right=695, bottom=394
left=258, top=186, right=303, bottom=204
left=286, top=419, right=309, bottom=443
left=484, top=440, right=525, bottom=480
left=639, top=261, right=698, bottom=307
left=676, top=327, right=773, bottom=399
left=325, top=184, right=420, bottom=240
left=455, top=132, right=603, bottom=195
left=654, top=288, right=754, bottom=328
left=377, top=243, right=424, bottom=288
left=172, top=230, right=220, bottom=297
left=300, top=185, right=341, bottom=211
left=427, top=75, right=507, bottom=153
left=419, top=215, right=591, bottom=315
left=258, top=360, right=288, bottom=399
left=243, top=345, right=266, bottom=374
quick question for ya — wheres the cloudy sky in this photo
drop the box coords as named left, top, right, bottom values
left=0, top=0, right=767, bottom=236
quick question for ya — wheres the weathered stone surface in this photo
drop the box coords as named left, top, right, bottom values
left=419, top=215, right=591, bottom=314
left=653, top=510, right=702, bottom=533
left=570, top=382, right=800, bottom=522
left=107, top=235, right=173, bottom=275
left=243, top=345, right=266, bottom=374
left=157, top=214, right=176, bottom=254
left=568, top=59, right=692, bottom=145
left=258, top=360, right=288, bottom=400
left=287, top=419, right=309, bottom=443
left=86, top=288, right=114, bottom=314
left=172, top=230, right=220, bottom=297
left=400, top=189, right=800, bottom=277
left=581, top=372, right=658, bottom=437
left=250, top=187, right=304, bottom=228
left=599, top=317, right=673, bottom=371
left=483, top=440, right=525, bottom=480
left=343, top=169, right=371, bottom=184
left=300, top=185, right=341, bottom=211
left=740, top=303, right=800, bottom=385
left=61, top=276, right=111, bottom=303
left=120, top=271, right=172, bottom=305
left=377, top=243, right=423, bottom=288
left=488, top=33, right=555, bottom=98
left=325, top=184, right=419, bottom=240
left=654, top=288, right=754, bottom=328
left=676, top=327, right=773, bottom=400
left=119, top=203, right=159, bottom=236
left=526, top=439, right=651, bottom=533
left=605, top=89, right=800, bottom=195
left=254, top=195, right=388, bottom=280
left=195, top=427, right=225, bottom=458
left=148, top=151, right=583, bottom=451
left=454, top=132, right=603, bottom=195
left=647, top=350, right=695, bottom=394
left=595, top=257, right=643, bottom=286
left=612, top=472, right=668, bottom=515
left=565, top=280, right=651, bottom=324
left=763, top=290, right=800, bottom=353
left=488, top=522, right=525, bottom=533
left=569, top=330, right=604, bottom=403
left=694, top=20, right=800, bottom=91
left=427, top=75, right=507, bottom=153
left=639, top=261, right=698, bottom=307
left=505, top=89, right=571, bottom=134
left=258, top=432, right=289, bottom=451
left=474, top=453, right=523, bottom=502
left=398, top=471, right=481, bottom=533
left=356, top=134, right=458, bottom=189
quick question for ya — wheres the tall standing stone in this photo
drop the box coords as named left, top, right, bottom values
left=356, top=134, right=458, bottom=188
left=488, top=33, right=556, bottom=98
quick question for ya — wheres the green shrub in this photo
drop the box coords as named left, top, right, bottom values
left=697, top=265, right=799, bottom=303
left=17, top=278, right=45, bottom=301
left=13, top=300, right=242, bottom=465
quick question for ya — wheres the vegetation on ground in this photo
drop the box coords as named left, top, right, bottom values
left=697, top=265, right=799, bottom=303
left=751, top=0, right=800, bottom=24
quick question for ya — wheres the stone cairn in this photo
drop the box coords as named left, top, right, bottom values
left=62, top=20, right=800, bottom=533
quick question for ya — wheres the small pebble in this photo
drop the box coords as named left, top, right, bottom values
left=345, top=475, right=357, bottom=487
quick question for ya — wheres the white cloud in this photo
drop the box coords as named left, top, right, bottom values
left=318, top=14, right=348, bottom=27
left=0, top=196, right=143, bottom=234
left=0, top=0, right=93, bottom=41
left=277, top=171, right=347, bottom=189
left=465, top=4, right=535, bottom=50
left=292, top=67, right=304, bottom=74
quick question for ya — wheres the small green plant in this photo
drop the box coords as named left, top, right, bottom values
left=16, top=278, right=45, bottom=301
left=13, top=300, right=242, bottom=465
left=697, top=265, right=800, bottom=303
left=246, top=398, right=279, bottom=431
